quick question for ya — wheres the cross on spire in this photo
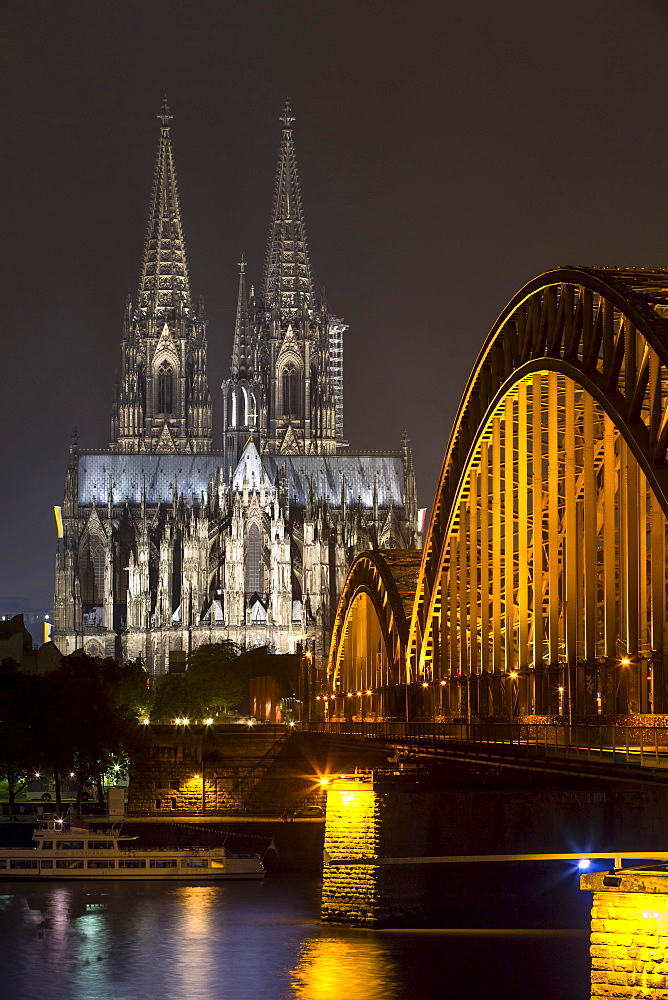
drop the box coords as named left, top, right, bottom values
left=280, top=99, right=295, bottom=129
left=158, top=97, right=173, bottom=128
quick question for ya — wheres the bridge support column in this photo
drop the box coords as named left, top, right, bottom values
left=321, top=774, right=429, bottom=926
left=581, top=871, right=668, bottom=997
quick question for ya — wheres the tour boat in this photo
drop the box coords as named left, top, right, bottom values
left=0, top=819, right=265, bottom=880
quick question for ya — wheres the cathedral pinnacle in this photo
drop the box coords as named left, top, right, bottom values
left=231, top=255, right=252, bottom=378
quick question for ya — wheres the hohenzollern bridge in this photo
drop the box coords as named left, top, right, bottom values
left=324, top=266, right=668, bottom=752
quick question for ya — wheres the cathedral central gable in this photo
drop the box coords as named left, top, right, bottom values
left=279, top=423, right=300, bottom=455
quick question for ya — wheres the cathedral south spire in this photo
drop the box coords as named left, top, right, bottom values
left=137, top=99, right=191, bottom=316
left=262, top=101, right=314, bottom=317
left=111, top=103, right=212, bottom=453
left=239, top=102, right=340, bottom=457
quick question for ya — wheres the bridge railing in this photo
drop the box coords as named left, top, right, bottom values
left=306, top=721, right=668, bottom=770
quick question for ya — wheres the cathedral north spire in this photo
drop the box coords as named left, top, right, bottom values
left=111, top=103, right=212, bottom=453
left=262, top=100, right=314, bottom=316
left=137, top=99, right=191, bottom=316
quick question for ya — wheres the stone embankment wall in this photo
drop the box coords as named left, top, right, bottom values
left=581, top=871, right=668, bottom=998
left=128, top=727, right=392, bottom=816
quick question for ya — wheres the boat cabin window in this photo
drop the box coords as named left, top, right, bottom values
left=56, top=860, right=84, bottom=869
left=150, top=859, right=178, bottom=868
left=185, top=859, right=208, bottom=868
left=57, top=840, right=85, bottom=851
left=40, top=840, right=53, bottom=850
left=40, top=860, right=53, bottom=869
left=0, top=860, right=6, bottom=869
left=10, top=860, right=38, bottom=869
left=88, top=841, right=114, bottom=850
left=88, top=860, right=115, bottom=869
left=118, top=860, right=146, bottom=869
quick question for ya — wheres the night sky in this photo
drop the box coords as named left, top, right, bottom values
left=3, top=0, right=668, bottom=610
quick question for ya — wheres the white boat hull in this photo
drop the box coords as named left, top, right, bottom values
left=0, top=821, right=265, bottom=880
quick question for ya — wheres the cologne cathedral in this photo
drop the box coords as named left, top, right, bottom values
left=53, top=103, right=418, bottom=675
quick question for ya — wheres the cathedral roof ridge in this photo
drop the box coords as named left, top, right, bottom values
left=136, top=101, right=192, bottom=316
left=340, top=449, right=403, bottom=458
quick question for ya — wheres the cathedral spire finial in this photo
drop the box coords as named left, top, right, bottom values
left=280, top=99, right=295, bottom=130
left=158, top=97, right=173, bottom=129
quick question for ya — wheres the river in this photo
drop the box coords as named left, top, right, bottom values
left=0, top=877, right=591, bottom=999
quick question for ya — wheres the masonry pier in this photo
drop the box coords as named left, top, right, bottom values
left=581, top=871, right=668, bottom=998
left=322, top=768, right=668, bottom=927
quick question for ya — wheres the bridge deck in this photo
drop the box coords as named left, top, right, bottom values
left=306, top=721, right=668, bottom=782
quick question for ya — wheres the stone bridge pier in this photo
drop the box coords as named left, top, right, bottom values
left=322, top=768, right=668, bottom=930
left=581, top=871, right=668, bottom=998
left=321, top=772, right=432, bottom=925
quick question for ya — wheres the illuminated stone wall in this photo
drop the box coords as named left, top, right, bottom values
left=581, top=871, right=668, bottom=997
left=129, top=727, right=313, bottom=816
left=321, top=774, right=430, bottom=925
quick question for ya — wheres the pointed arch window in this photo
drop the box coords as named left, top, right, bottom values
left=82, top=536, right=105, bottom=606
left=238, top=386, right=247, bottom=427
left=157, top=361, right=174, bottom=414
left=245, top=522, right=263, bottom=595
left=282, top=365, right=300, bottom=418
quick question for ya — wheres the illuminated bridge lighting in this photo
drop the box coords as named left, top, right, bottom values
left=328, top=268, right=668, bottom=724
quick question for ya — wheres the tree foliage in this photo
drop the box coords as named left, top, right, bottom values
left=0, top=652, right=151, bottom=817
left=0, top=660, right=39, bottom=818
left=150, top=642, right=245, bottom=722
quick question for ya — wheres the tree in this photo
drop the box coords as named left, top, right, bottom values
left=33, top=654, right=142, bottom=813
left=99, top=655, right=153, bottom=718
left=187, top=641, right=245, bottom=711
left=0, top=660, right=39, bottom=819
left=150, top=642, right=245, bottom=722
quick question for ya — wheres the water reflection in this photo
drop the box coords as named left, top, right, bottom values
left=171, top=887, right=220, bottom=998
left=0, top=880, right=590, bottom=1000
left=289, top=932, right=399, bottom=1000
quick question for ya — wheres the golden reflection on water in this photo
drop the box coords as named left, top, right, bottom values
left=170, top=886, right=220, bottom=996
left=289, top=932, right=399, bottom=1000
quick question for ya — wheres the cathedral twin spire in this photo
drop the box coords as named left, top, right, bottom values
left=110, top=100, right=212, bottom=453
left=138, top=99, right=192, bottom=316
left=262, top=100, right=314, bottom=316
left=223, top=100, right=341, bottom=466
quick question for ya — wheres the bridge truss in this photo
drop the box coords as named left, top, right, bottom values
left=329, top=268, right=668, bottom=720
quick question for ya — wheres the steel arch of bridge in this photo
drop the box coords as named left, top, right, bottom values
left=327, top=550, right=422, bottom=720
left=328, top=267, right=668, bottom=720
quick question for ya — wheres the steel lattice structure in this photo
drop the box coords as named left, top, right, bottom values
left=329, top=267, right=668, bottom=719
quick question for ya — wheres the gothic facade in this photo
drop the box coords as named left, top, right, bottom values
left=53, top=103, right=418, bottom=676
